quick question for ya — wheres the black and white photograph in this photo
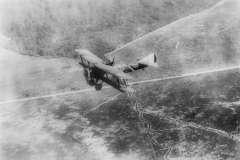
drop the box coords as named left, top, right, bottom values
left=0, top=0, right=240, bottom=159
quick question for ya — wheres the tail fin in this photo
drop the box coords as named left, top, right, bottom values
left=138, top=53, right=158, bottom=68
left=105, top=56, right=115, bottom=66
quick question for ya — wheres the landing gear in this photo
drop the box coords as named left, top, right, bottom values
left=84, top=69, right=95, bottom=86
left=95, top=80, right=103, bottom=90
left=83, top=68, right=103, bottom=90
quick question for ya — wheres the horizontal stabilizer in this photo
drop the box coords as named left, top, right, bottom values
left=138, top=53, right=158, bottom=68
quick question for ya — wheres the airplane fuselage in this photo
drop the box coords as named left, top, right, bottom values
left=78, top=53, right=130, bottom=92
left=92, top=66, right=129, bottom=92
left=76, top=49, right=157, bottom=94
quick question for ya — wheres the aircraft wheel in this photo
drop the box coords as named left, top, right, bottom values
left=83, top=69, right=88, bottom=78
left=88, top=79, right=95, bottom=86
left=84, top=69, right=95, bottom=86
left=95, top=82, right=103, bottom=90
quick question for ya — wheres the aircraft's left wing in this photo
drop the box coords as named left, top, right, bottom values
left=94, top=62, right=133, bottom=79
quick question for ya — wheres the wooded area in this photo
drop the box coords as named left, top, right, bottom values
left=2, top=0, right=218, bottom=57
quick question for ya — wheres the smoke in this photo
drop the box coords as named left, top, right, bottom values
left=80, top=128, right=146, bottom=160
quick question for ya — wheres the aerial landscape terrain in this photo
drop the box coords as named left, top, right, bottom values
left=1, top=0, right=240, bottom=159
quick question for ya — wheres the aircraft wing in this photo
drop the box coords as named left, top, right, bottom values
left=75, top=49, right=104, bottom=64
left=94, top=63, right=132, bottom=79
